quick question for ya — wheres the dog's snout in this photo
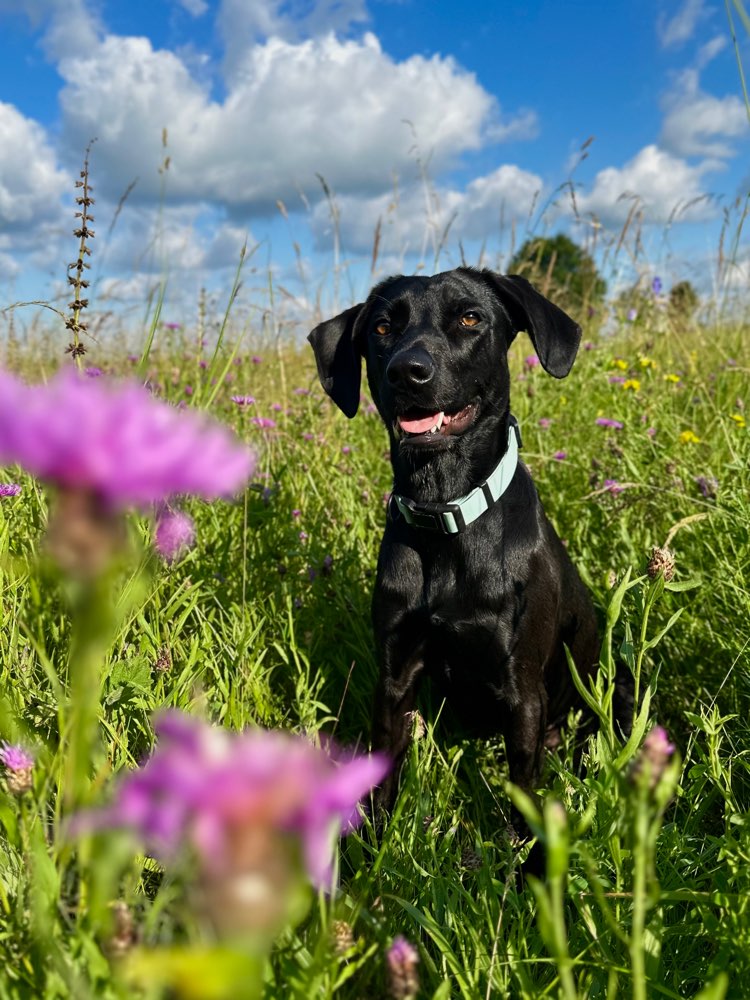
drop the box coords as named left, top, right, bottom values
left=386, top=347, right=435, bottom=388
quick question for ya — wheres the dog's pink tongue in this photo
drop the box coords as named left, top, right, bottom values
left=399, top=412, right=443, bottom=434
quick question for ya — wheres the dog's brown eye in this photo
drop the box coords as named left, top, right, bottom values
left=375, top=321, right=391, bottom=336
left=460, top=312, right=481, bottom=329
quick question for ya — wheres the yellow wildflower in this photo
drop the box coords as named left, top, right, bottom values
left=664, top=373, right=681, bottom=384
left=611, top=358, right=628, bottom=371
left=679, top=430, right=701, bottom=445
left=731, top=413, right=746, bottom=428
left=623, top=379, right=641, bottom=391
left=639, top=357, right=657, bottom=369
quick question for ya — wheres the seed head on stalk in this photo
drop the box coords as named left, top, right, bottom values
left=65, top=139, right=97, bottom=366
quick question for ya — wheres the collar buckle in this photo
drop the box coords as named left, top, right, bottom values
left=394, top=496, right=466, bottom=534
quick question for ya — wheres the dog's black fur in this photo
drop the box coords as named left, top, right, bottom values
left=309, top=268, right=624, bottom=828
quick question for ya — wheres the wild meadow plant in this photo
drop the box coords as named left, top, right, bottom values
left=0, top=147, right=749, bottom=999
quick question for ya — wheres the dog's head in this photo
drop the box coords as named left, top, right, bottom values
left=308, top=268, right=581, bottom=453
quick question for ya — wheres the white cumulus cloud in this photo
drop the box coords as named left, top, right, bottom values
left=660, top=68, right=748, bottom=161
left=575, top=145, right=714, bottom=227
left=57, top=31, right=528, bottom=214
left=0, top=102, right=70, bottom=230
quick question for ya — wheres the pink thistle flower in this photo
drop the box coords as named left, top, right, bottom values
left=538, top=418, right=552, bottom=429
left=271, top=403, right=283, bottom=412
left=524, top=354, right=540, bottom=370
left=251, top=417, right=276, bottom=429
left=0, top=484, right=21, bottom=497
left=184, top=385, right=194, bottom=396
left=293, top=388, right=310, bottom=396
left=291, top=509, right=301, bottom=519
left=163, top=322, right=181, bottom=331
left=0, top=368, right=254, bottom=510
left=553, top=451, right=567, bottom=461
left=1, top=742, right=34, bottom=794
left=387, top=936, right=420, bottom=999
left=155, top=509, right=196, bottom=562
left=1, top=742, right=34, bottom=772
left=252, top=356, right=263, bottom=365
left=646, top=427, right=657, bottom=438
left=85, top=366, right=104, bottom=378
left=603, top=479, right=623, bottom=495
left=609, top=375, right=626, bottom=385
left=596, top=417, right=624, bottom=430
left=342, top=446, right=351, bottom=455
left=73, top=711, right=389, bottom=889
left=231, top=395, right=255, bottom=406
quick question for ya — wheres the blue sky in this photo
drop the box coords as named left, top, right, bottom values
left=0, top=0, right=748, bottom=326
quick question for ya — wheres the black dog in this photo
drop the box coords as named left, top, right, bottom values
left=309, top=268, right=620, bottom=828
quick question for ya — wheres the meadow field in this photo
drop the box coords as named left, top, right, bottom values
left=0, top=190, right=749, bottom=1000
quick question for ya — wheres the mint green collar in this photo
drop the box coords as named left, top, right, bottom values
left=391, top=417, right=521, bottom=535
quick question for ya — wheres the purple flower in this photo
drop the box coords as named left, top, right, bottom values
left=646, top=427, right=657, bottom=438
left=553, top=451, right=567, bottom=461
left=1, top=742, right=34, bottom=772
left=163, top=322, right=182, bottom=331
left=603, top=479, right=623, bottom=495
left=387, top=936, right=420, bottom=999
left=155, top=509, right=196, bottom=562
left=85, top=366, right=103, bottom=378
left=694, top=475, right=718, bottom=499
left=0, top=369, right=254, bottom=510
left=292, top=509, right=301, bottom=519
left=293, top=388, right=310, bottom=396
left=652, top=277, right=663, bottom=295
left=299, top=531, right=308, bottom=542
left=0, top=483, right=21, bottom=497
left=596, top=417, right=624, bottom=430
left=74, top=711, right=388, bottom=888
left=251, top=417, right=276, bottom=429
left=524, top=354, right=540, bottom=369
left=631, top=725, right=675, bottom=789
left=199, top=360, right=208, bottom=370
left=252, top=356, right=263, bottom=365
left=271, top=403, right=283, bottom=412
left=342, top=446, right=351, bottom=455
left=184, top=385, right=194, bottom=396
left=626, top=308, right=638, bottom=322
left=302, top=433, right=315, bottom=441
left=584, top=341, right=595, bottom=350
left=231, top=395, right=256, bottom=406
left=609, top=376, right=626, bottom=385
left=538, top=418, right=552, bottom=430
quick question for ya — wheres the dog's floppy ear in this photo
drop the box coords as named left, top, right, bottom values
left=487, top=272, right=582, bottom=379
left=308, top=303, right=364, bottom=418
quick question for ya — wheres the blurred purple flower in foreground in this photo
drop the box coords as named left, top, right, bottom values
left=0, top=483, right=21, bottom=497
left=0, top=368, right=254, bottom=510
left=387, top=936, right=420, bottom=1000
left=631, top=725, right=675, bottom=790
left=75, top=711, right=388, bottom=890
left=154, top=510, right=196, bottom=562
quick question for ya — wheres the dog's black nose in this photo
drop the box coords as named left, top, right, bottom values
left=386, top=347, right=434, bottom=387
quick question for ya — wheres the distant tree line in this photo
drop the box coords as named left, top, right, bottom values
left=507, top=233, right=699, bottom=322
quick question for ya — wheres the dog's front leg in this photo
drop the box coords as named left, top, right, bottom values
left=371, top=636, right=425, bottom=816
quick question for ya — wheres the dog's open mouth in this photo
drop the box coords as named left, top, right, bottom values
left=394, top=401, right=478, bottom=445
